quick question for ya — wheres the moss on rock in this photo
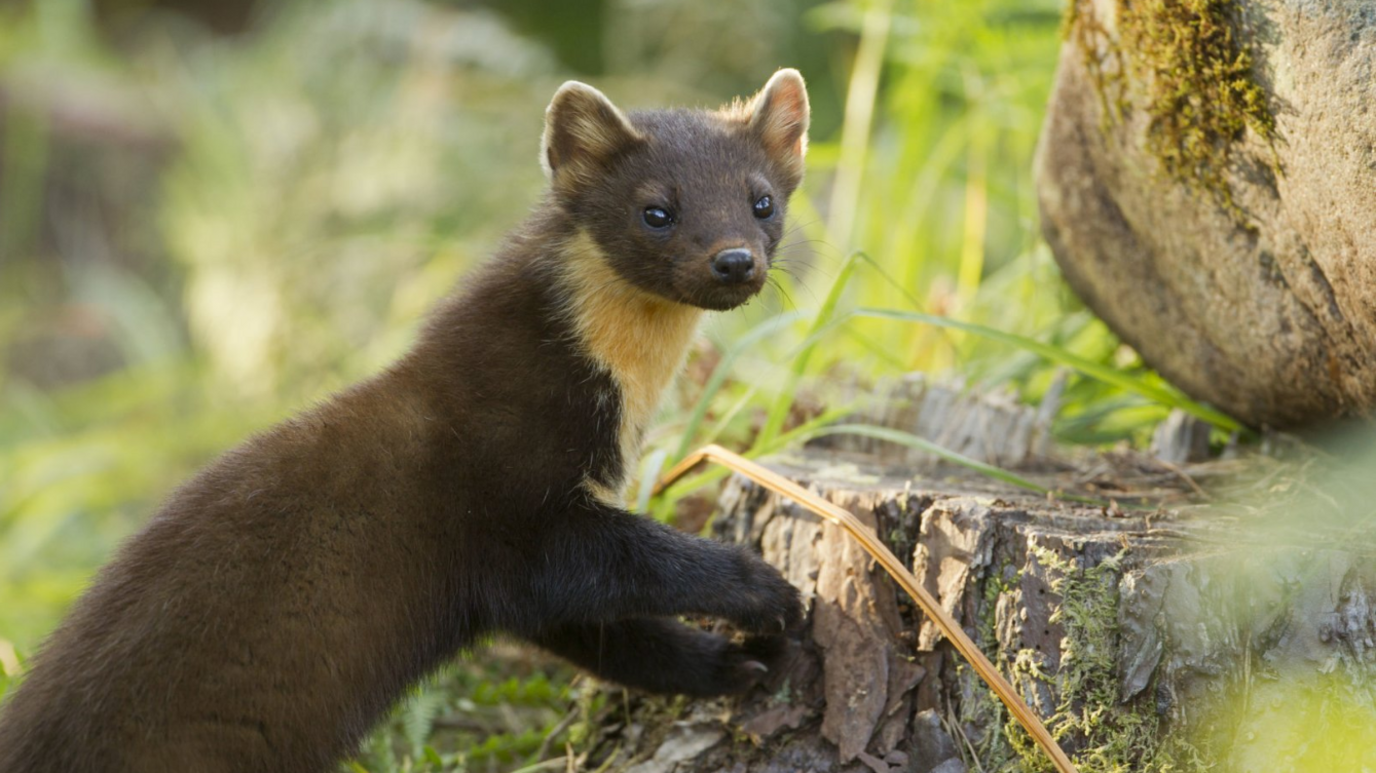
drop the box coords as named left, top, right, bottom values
left=1064, top=0, right=1276, bottom=212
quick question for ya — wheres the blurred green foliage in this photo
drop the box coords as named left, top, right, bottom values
left=0, top=0, right=1238, bottom=769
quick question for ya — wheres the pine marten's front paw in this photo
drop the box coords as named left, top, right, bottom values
left=725, top=551, right=805, bottom=635
left=700, top=632, right=795, bottom=696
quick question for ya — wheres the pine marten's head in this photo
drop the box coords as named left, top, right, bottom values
left=541, top=70, right=810, bottom=311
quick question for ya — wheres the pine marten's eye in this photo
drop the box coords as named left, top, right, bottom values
left=642, top=207, right=674, bottom=229
left=753, top=195, right=775, bottom=219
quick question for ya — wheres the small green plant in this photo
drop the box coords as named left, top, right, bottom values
left=349, top=666, right=576, bottom=772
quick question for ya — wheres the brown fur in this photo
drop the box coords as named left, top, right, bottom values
left=0, top=70, right=811, bottom=773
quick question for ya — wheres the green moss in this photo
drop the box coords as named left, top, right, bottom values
left=958, top=566, right=1021, bottom=770
left=1065, top=0, right=1276, bottom=213
left=1004, top=548, right=1209, bottom=773
left=1063, top=0, right=1129, bottom=129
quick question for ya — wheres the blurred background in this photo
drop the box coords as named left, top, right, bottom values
left=0, top=0, right=1221, bottom=767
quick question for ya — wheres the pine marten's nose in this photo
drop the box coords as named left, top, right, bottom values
left=710, top=248, right=755, bottom=284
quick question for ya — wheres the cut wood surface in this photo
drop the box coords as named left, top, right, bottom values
left=570, top=445, right=1376, bottom=773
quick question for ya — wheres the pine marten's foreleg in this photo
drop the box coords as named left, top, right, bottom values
left=513, top=503, right=802, bottom=636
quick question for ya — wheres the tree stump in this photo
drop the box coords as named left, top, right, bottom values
left=572, top=447, right=1376, bottom=773
left=1035, top=0, right=1376, bottom=428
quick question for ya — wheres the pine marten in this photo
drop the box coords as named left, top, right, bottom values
left=0, top=70, right=810, bottom=772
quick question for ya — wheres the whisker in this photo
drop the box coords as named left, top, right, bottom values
left=767, top=266, right=819, bottom=306
left=764, top=275, right=797, bottom=312
left=773, top=258, right=837, bottom=283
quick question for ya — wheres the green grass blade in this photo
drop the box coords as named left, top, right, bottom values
left=825, top=0, right=892, bottom=246
left=801, top=423, right=1050, bottom=494
left=701, top=384, right=759, bottom=447
left=633, top=448, right=669, bottom=515
left=853, top=307, right=1246, bottom=433
left=509, top=758, right=571, bottom=773
left=774, top=423, right=1123, bottom=507
left=753, top=252, right=863, bottom=452
left=658, top=404, right=860, bottom=512
left=659, top=416, right=1122, bottom=513
left=673, top=310, right=807, bottom=460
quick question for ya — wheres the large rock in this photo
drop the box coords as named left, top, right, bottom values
left=1036, top=0, right=1376, bottom=429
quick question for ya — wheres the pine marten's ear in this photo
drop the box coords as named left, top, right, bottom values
left=741, top=69, right=810, bottom=179
left=542, top=82, right=644, bottom=187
